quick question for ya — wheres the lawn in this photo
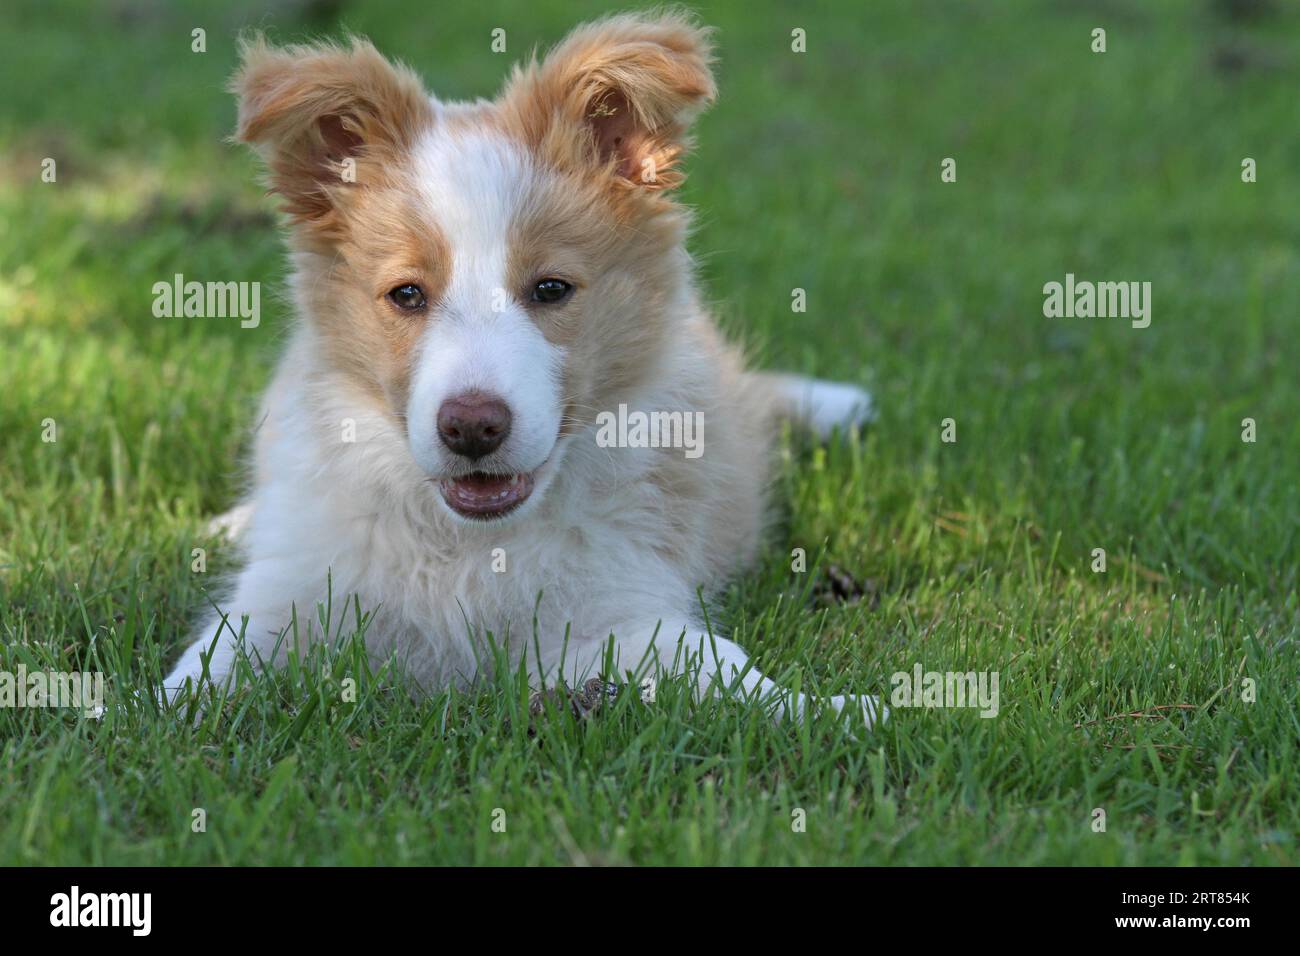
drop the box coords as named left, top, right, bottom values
left=0, top=0, right=1296, bottom=865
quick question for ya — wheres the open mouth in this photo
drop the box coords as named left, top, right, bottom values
left=438, top=470, right=536, bottom=520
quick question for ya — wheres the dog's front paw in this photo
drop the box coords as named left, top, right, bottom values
left=828, top=693, right=888, bottom=734
left=159, top=657, right=220, bottom=716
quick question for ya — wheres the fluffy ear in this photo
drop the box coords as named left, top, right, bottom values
left=232, top=35, right=433, bottom=233
left=501, top=12, right=716, bottom=192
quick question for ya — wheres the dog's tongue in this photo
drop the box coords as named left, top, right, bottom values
left=441, top=472, right=534, bottom=518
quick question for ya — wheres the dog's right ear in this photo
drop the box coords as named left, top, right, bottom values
left=232, top=35, right=433, bottom=235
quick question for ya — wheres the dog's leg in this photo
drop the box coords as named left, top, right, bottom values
left=160, top=611, right=265, bottom=705
left=153, top=502, right=261, bottom=704
left=554, top=619, right=887, bottom=731
left=160, top=564, right=325, bottom=705
left=762, top=372, right=875, bottom=438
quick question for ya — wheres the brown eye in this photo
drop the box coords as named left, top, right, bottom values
left=531, top=278, right=573, bottom=305
left=387, top=284, right=426, bottom=311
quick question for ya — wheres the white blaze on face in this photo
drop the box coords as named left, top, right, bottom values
left=405, top=126, right=564, bottom=477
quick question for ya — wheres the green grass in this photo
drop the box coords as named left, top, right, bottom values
left=1, top=0, right=1297, bottom=865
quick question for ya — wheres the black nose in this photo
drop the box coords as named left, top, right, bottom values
left=437, top=392, right=511, bottom=460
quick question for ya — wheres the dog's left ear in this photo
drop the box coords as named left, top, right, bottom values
left=501, top=12, right=716, bottom=192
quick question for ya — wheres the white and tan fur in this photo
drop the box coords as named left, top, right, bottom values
left=163, top=13, right=883, bottom=728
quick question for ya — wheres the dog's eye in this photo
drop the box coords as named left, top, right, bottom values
left=531, top=278, right=573, bottom=305
left=387, top=284, right=426, bottom=310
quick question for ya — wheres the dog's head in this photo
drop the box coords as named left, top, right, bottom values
left=233, top=13, right=715, bottom=522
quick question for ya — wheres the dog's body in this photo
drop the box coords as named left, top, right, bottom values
left=163, top=13, right=883, bottom=727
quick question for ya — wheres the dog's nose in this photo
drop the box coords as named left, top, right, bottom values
left=437, top=392, right=512, bottom=460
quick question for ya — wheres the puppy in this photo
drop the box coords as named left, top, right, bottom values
left=163, top=12, right=884, bottom=728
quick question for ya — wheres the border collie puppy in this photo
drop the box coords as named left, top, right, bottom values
left=163, top=13, right=883, bottom=728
